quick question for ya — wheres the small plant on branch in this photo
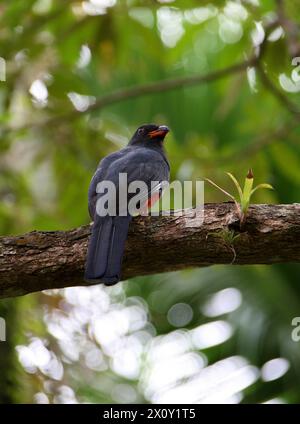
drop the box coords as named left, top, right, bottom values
left=206, top=228, right=240, bottom=264
left=205, top=169, right=273, bottom=228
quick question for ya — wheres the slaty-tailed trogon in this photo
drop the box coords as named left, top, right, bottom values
left=85, top=124, right=170, bottom=286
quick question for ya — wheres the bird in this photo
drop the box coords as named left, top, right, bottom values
left=85, top=124, right=170, bottom=286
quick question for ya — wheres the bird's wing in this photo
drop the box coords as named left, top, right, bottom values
left=132, top=160, right=170, bottom=211
left=94, top=148, right=169, bottom=217
left=88, top=148, right=129, bottom=219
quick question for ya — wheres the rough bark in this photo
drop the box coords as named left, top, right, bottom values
left=0, top=203, right=299, bottom=299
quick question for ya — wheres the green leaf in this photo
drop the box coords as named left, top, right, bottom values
left=250, top=183, right=274, bottom=196
left=241, top=170, right=254, bottom=213
left=226, top=172, right=243, bottom=203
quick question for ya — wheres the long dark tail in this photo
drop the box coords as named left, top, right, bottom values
left=84, top=215, right=132, bottom=286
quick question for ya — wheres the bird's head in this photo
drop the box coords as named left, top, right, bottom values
left=129, top=124, right=169, bottom=145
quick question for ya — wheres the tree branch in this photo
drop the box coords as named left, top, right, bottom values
left=6, top=58, right=255, bottom=133
left=0, top=203, right=299, bottom=299
left=220, top=119, right=300, bottom=164
left=257, top=64, right=300, bottom=117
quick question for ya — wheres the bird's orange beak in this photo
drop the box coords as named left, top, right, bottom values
left=149, top=125, right=169, bottom=139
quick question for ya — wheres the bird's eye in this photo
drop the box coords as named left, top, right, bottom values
left=138, top=128, right=144, bottom=135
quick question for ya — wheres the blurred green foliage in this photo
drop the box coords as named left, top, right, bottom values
left=0, top=0, right=300, bottom=404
